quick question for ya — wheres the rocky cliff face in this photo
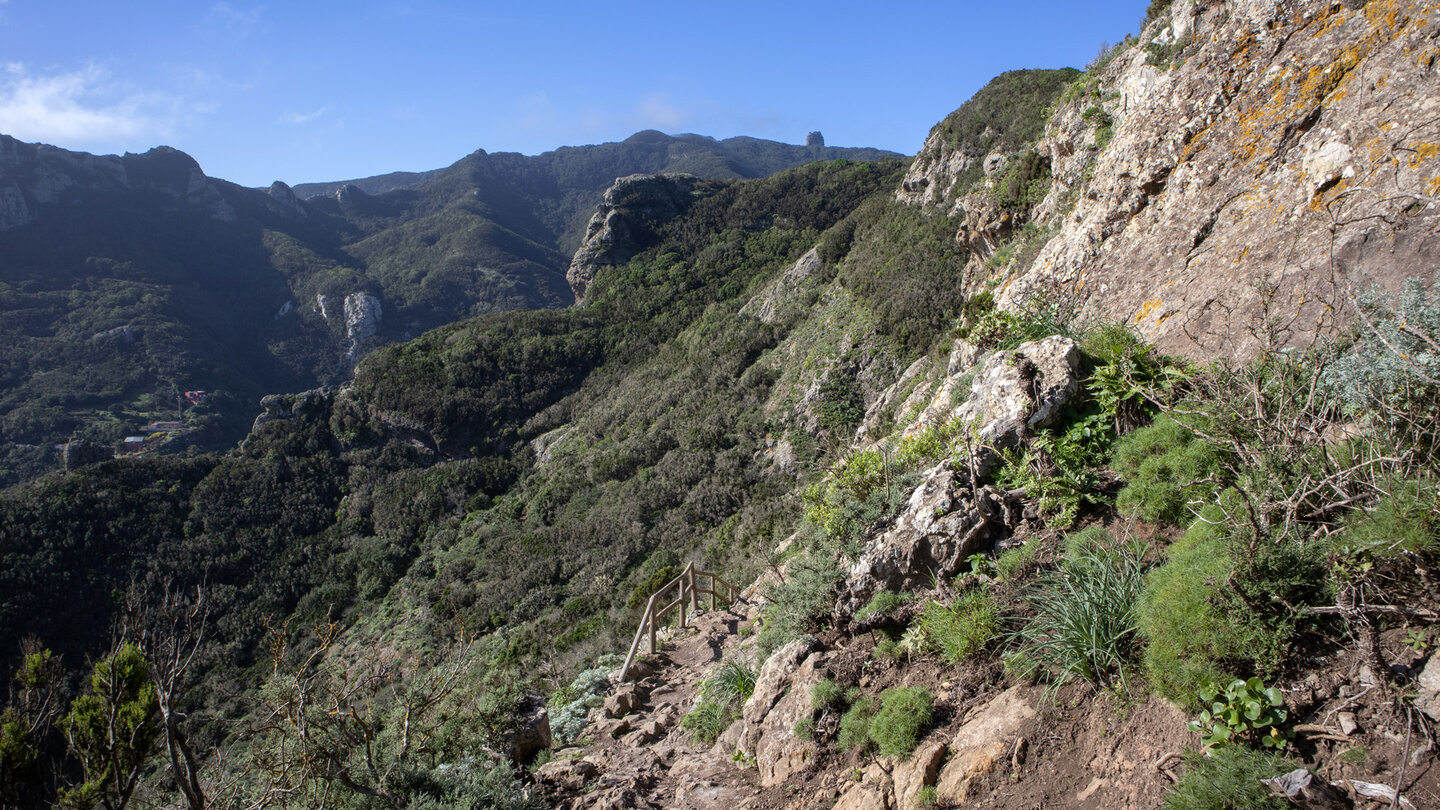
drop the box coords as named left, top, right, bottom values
left=912, top=0, right=1440, bottom=359
left=566, top=173, right=700, bottom=302
left=0, top=136, right=237, bottom=229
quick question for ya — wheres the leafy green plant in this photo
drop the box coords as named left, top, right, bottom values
left=756, top=552, right=846, bottom=658
left=912, top=592, right=998, bottom=664
left=1189, top=677, right=1290, bottom=750
left=1010, top=537, right=1152, bottom=691
left=58, top=643, right=160, bottom=810
left=1162, top=746, right=1295, bottom=810
left=793, top=716, right=816, bottom=741
left=917, top=785, right=939, bottom=807
left=869, top=686, right=934, bottom=759
left=1137, top=506, right=1266, bottom=706
left=1332, top=479, right=1439, bottom=560
left=998, top=418, right=1109, bottom=529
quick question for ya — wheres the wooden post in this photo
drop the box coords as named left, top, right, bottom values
left=648, top=612, right=656, bottom=655
left=688, top=565, right=698, bottom=613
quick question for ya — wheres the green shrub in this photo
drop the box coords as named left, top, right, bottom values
left=1081, top=321, right=1178, bottom=432
left=1137, top=509, right=1266, bottom=706
left=1162, top=746, right=1295, bottom=810
left=1063, top=526, right=1113, bottom=562
left=756, top=552, right=846, bottom=658
left=837, top=695, right=878, bottom=753
left=875, top=636, right=905, bottom=661
left=811, top=678, right=844, bottom=711
left=999, top=411, right=1114, bottom=529
left=793, top=715, right=816, bottom=740
left=1333, top=479, right=1439, bottom=559
left=681, top=696, right=732, bottom=746
left=913, top=591, right=998, bottom=664
left=857, top=589, right=912, bottom=621
left=869, top=687, right=934, bottom=759
left=1011, top=537, right=1151, bottom=691
left=917, top=785, right=939, bottom=806
left=996, top=540, right=1039, bottom=581
left=681, top=660, right=757, bottom=745
left=1111, top=414, right=1226, bottom=525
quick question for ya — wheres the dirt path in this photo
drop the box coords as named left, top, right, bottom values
left=538, top=607, right=767, bottom=809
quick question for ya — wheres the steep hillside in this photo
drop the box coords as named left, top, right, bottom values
left=0, top=131, right=896, bottom=486
left=905, top=0, right=1440, bottom=358
left=2, top=1, right=1439, bottom=808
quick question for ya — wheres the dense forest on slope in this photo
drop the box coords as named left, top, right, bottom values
left=0, top=132, right=897, bottom=487
left=0, top=145, right=985, bottom=805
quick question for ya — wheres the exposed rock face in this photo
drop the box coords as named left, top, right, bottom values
left=727, top=638, right=823, bottom=787
left=61, top=439, right=113, bottom=471
left=1416, top=655, right=1440, bottom=722
left=739, top=247, right=822, bottom=323
left=505, top=691, right=553, bottom=764
left=0, top=135, right=236, bottom=230
left=806, top=131, right=826, bottom=148
left=566, top=173, right=699, bottom=302
left=896, top=133, right=978, bottom=207
left=935, top=686, right=1036, bottom=804
left=940, top=0, right=1440, bottom=359
left=342, top=292, right=383, bottom=357
left=267, top=180, right=306, bottom=216
left=842, top=337, right=1082, bottom=612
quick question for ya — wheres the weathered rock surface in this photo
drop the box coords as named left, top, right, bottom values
left=505, top=690, right=553, bottom=764
left=566, top=173, right=699, bottom=302
left=730, top=640, right=824, bottom=787
left=935, top=686, right=1036, bottom=804
left=1415, top=654, right=1440, bottom=722
left=60, top=439, right=113, bottom=471
left=843, top=337, right=1082, bottom=612
left=342, top=292, right=383, bottom=360
left=833, top=763, right=893, bottom=810
left=251, top=388, right=332, bottom=433
left=919, top=0, right=1440, bottom=360
left=740, top=246, right=822, bottom=324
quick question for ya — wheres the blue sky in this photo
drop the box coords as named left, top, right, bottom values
left=0, top=1, right=1149, bottom=187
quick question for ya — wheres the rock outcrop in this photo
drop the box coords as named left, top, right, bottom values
left=910, top=0, right=1440, bottom=360
left=250, top=388, right=332, bottom=433
left=566, top=174, right=700, bottom=302
left=841, top=337, right=1083, bottom=613
left=342, top=292, right=383, bottom=360
left=0, top=135, right=236, bottom=230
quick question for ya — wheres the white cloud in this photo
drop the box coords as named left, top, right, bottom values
left=281, top=106, right=327, bottom=125
left=207, top=3, right=263, bottom=36
left=637, top=93, right=685, bottom=129
left=0, top=63, right=189, bottom=146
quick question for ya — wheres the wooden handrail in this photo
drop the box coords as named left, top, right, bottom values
left=619, top=561, right=741, bottom=681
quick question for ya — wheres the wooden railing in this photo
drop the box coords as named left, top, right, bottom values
left=619, top=562, right=741, bottom=681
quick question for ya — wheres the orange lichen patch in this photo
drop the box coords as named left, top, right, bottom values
left=1134, top=298, right=1164, bottom=323
left=1408, top=143, right=1440, bottom=168
left=1363, top=0, right=1412, bottom=32
left=1308, top=176, right=1350, bottom=211
left=1427, top=175, right=1440, bottom=195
